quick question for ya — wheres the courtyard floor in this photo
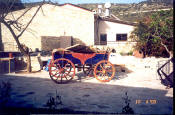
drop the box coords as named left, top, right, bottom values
left=0, top=56, right=173, bottom=114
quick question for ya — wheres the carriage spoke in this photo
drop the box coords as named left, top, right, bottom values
left=53, top=72, right=60, bottom=78
left=98, top=72, right=103, bottom=77
left=64, top=75, right=68, bottom=80
left=100, top=64, right=104, bottom=70
left=51, top=69, right=60, bottom=76
left=96, top=70, right=103, bottom=73
left=101, top=74, right=106, bottom=80
left=64, top=71, right=70, bottom=77
left=106, top=72, right=112, bottom=76
left=58, top=73, right=63, bottom=81
left=106, top=69, right=113, bottom=72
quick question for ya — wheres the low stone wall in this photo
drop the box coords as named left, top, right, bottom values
left=94, top=42, right=136, bottom=53
left=0, top=55, right=47, bottom=73
left=41, top=36, right=72, bottom=51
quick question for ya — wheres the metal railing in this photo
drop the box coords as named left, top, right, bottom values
left=157, top=57, right=174, bottom=87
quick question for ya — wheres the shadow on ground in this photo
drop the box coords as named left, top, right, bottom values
left=74, top=65, right=132, bottom=82
left=0, top=74, right=173, bottom=114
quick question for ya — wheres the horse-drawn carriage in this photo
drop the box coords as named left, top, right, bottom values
left=48, top=46, right=115, bottom=84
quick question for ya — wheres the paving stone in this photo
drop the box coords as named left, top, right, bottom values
left=0, top=56, right=173, bottom=114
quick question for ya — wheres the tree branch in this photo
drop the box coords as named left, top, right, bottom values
left=41, top=5, right=46, bottom=16
left=3, top=0, right=16, bottom=18
left=160, top=41, right=170, bottom=55
left=17, top=4, right=43, bottom=38
left=12, top=22, right=22, bottom=31
left=0, top=20, right=26, bottom=54
left=16, top=7, right=33, bottom=22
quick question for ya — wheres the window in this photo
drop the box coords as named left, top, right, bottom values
left=116, top=34, right=127, bottom=41
left=100, top=34, right=107, bottom=45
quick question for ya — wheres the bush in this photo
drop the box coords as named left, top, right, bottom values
left=130, top=9, right=173, bottom=58
left=121, top=92, right=134, bottom=114
left=127, top=51, right=133, bottom=56
left=45, top=90, right=62, bottom=110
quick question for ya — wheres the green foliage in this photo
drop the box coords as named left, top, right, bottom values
left=120, top=51, right=133, bottom=56
left=127, top=51, right=133, bottom=56
left=79, top=2, right=173, bottom=22
left=120, top=52, right=127, bottom=56
left=130, top=9, right=173, bottom=57
left=45, top=90, right=62, bottom=110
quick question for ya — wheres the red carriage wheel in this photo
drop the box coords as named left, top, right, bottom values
left=94, top=60, right=115, bottom=82
left=49, top=58, right=75, bottom=84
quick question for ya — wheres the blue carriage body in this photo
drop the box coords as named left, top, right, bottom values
left=53, top=52, right=109, bottom=65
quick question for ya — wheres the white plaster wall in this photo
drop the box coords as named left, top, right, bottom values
left=98, top=21, right=134, bottom=42
left=96, top=21, right=136, bottom=53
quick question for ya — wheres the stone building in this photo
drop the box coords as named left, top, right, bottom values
left=1, top=3, right=136, bottom=53
left=1, top=3, right=94, bottom=52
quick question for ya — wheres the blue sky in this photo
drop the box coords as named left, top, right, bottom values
left=21, top=0, right=146, bottom=4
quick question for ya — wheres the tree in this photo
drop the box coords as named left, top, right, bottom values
left=0, top=0, right=45, bottom=72
left=130, top=9, right=173, bottom=58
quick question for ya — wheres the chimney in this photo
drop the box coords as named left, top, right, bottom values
left=104, top=2, right=111, bottom=17
left=98, top=5, right=103, bottom=14
left=105, top=8, right=110, bottom=17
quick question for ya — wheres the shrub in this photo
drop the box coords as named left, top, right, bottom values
left=121, top=92, right=134, bottom=114
left=130, top=9, right=173, bottom=58
left=45, top=90, right=62, bottom=110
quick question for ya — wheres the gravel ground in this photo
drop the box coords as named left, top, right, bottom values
left=0, top=56, right=173, bottom=114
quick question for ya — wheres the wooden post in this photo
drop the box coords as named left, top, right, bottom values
left=9, top=53, right=13, bottom=73
left=9, top=59, right=10, bottom=73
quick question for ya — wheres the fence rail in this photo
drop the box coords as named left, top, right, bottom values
left=157, top=57, right=173, bottom=87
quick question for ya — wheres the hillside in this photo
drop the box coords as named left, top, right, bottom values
left=79, top=0, right=173, bottom=22
left=3, top=0, right=173, bottom=22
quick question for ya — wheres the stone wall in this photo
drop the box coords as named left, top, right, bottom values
left=95, top=42, right=136, bottom=53
left=41, top=36, right=61, bottom=51
left=1, top=4, right=94, bottom=52
left=41, top=36, right=73, bottom=51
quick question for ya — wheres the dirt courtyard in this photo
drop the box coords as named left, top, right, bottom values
left=0, top=56, right=173, bottom=114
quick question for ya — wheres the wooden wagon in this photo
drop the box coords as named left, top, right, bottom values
left=48, top=49, right=115, bottom=84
